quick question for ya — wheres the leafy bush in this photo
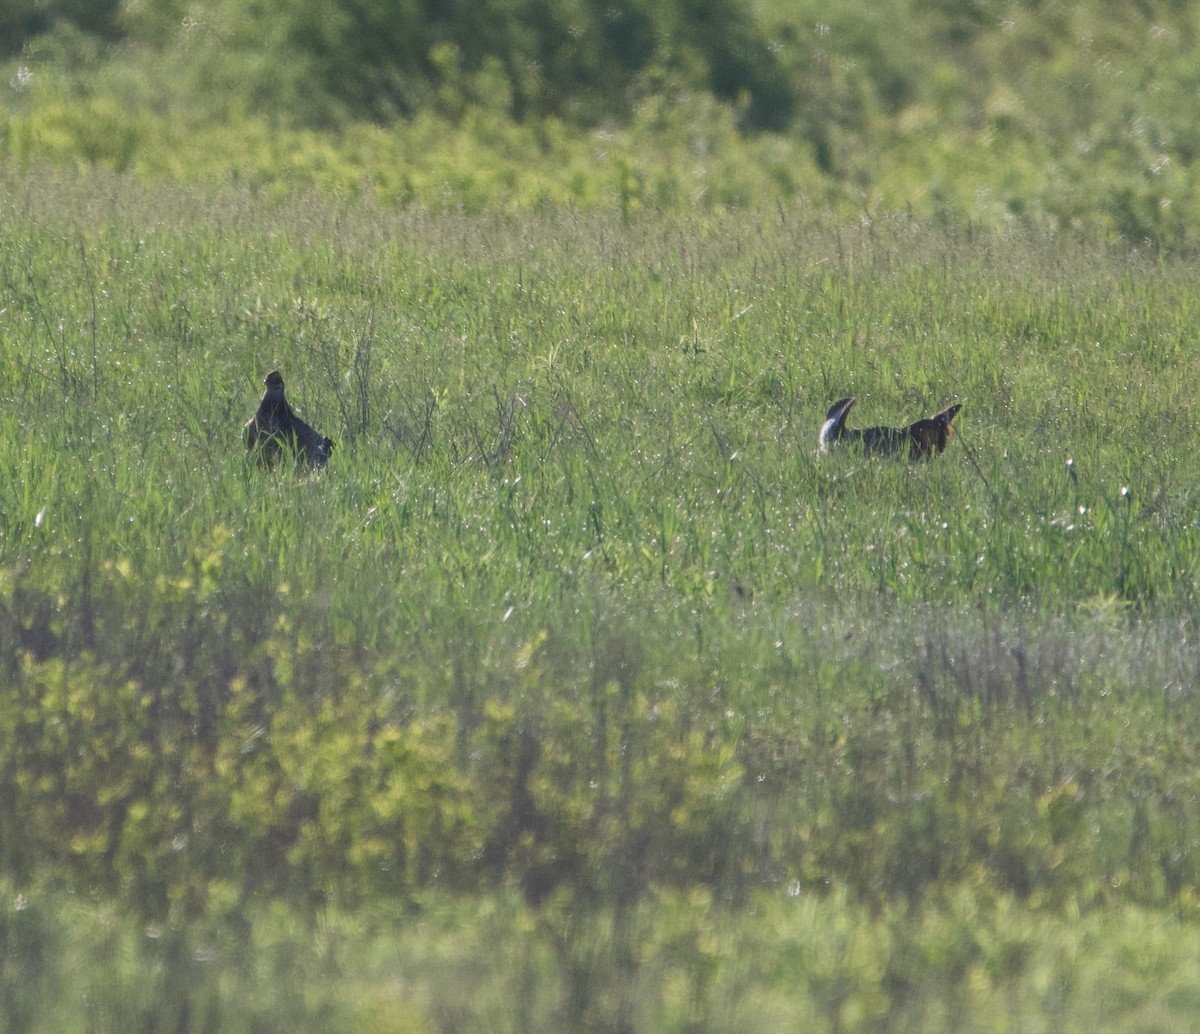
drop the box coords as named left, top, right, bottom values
left=7, top=1, right=1200, bottom=240
left=0, top=0, right=122, bottom=58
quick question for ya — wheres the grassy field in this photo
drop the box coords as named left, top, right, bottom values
left=2, top=167, right=1200, bottom=1031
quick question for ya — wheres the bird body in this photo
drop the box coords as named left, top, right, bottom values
left=819, top=396, right=961, bottom=460
left=244, top=370, right=333, bottom=469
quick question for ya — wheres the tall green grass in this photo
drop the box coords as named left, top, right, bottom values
left=2, top=169, right=1200, bottom=1030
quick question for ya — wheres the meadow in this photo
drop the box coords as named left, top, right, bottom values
left=2, top=167, right=1200, bottom=1031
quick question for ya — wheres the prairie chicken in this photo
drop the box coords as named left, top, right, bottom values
left=819, top=396, right=961, bottom=460
left=243, top=370, right=333, bottom=470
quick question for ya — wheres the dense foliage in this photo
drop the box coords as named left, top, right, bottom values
left=4, top=2, right=1200, bottom=239
left=2, top=171, right=1200, bottom=1029
left=4, top=0, right=791, bottom=127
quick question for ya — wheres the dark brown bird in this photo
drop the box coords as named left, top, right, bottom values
left=819, top=396, right=961, bottom=460
left=244, top=370, right=333, bottom=470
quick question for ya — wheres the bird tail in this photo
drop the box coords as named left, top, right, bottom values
left=818, top=397, right=856, bottom=453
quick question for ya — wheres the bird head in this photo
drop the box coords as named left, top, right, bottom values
left=261, top=370, right=286, bottom=401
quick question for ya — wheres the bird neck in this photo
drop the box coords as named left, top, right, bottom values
left=259, top=392, right=290, bottom=418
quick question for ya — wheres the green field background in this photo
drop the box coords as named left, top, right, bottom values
left=3, top=3, right=1200, bottom=1031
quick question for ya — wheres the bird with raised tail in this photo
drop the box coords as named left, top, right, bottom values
left=244, top=370, right=334, bottom=470
left=819, top=396, right=961, bottom=460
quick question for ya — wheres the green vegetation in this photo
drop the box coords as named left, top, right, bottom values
left=3, top=2, right=1200, bottom=1028
left=2, top=168, right=1200, bottom=1030
left=3, top=1, right=1200, bottom=239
